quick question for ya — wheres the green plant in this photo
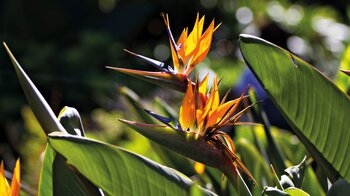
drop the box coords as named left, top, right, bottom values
left=3, top=12, right=350, bottom=196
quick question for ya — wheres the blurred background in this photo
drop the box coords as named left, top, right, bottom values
left=1, top=0, right=349, bottom=193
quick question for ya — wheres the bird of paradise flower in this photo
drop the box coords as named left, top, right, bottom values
left=111, top=13, right=258, bottom=191
left=107, top=13, right=220, bottom=92
left=119, top=75, right=258, bottom=187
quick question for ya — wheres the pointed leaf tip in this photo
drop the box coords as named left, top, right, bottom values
left=5, top=44, right=66, bottom=135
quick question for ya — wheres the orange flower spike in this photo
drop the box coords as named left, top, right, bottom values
left=184, top=19, right=216, bottom=75
left=163, top=13, right=219, bottom=75
left=200, top=77, right=219, bottom=123
left=9, top=159, right=20, bottom=196
left=194, top=76, right=207, bottom=133
left=205, top=100, right=236, bottom=129
left=184, top=14, right=204, bottom=56
left=0, top=161, right=10, bottom=195
left=179, top=82, right=196, bottom=131
left=0, top=159, right=20, bottom=196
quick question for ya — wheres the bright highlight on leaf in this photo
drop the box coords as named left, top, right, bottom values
left=0, top=159, right=20, bottom=196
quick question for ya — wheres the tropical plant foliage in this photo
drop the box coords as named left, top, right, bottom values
left=2, top=8, right=350, bottom=196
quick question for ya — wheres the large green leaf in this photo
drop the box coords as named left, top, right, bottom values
left=38, top=144, right=102, bottom=196
left=38, top=144, right=54, bottom=195
left=38, top=107, right=101, bottom=196
left=48, top=132, right=216, bottom=195
left=239, top=34, right=350, bottom=183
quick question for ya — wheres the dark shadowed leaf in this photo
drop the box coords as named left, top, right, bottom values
left=326, top=178, right=350, bottom=196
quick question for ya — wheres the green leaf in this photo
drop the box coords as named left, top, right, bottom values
left=284, top=187, right=310, bottom=196
left=249, top=87, right=287, bottom=174
left=154, top=97, right=178, bottom=121
left=236, top=138, right=274, bottom=188
left=3, top=43, right=66, bottom=134
left=38, top=144, right=54, bottom=196
left=48, top=132, right=216, bottom=195
left=239, top=34, right=350, bottom=183
left=118, top=86, right=156, bottom=124
left=39, top=144, right=102, bottom=196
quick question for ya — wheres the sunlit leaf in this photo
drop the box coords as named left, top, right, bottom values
left=239, top=34, right=350, bottom=183
left=38, top=144, right=101, bottom=196
left=48, top=132, right=216, bottom=195
left=284, top=187, right=310, bottom=196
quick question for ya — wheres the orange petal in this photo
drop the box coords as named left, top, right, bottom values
left=179, top=82, right=196, bottom=131
left=198, top=74, right=209, bottom=96
left=170, top=43, right=180, bottom=72
left=0, top=161, right=10, bottom=195
left=185, top=14, right=201, bottom=55
left=9, top=159, right=20, bottom=196
left=193, top=20, right=215, bottom=64
left=200, top=77, right=219, bottom=122
left=206, top=100, right=236, bottom=128
left=209, top=77, right=220, bottom=112
left=184, top=20, right=215, bottom=75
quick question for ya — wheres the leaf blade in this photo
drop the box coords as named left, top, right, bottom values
left=48, top=132, right=216, bottom=196
left=239, top=34, right=350, bottom=183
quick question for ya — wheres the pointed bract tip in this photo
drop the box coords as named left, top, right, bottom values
left=340, top=69, right=350, bottom=76
left=3, top=42, right=18, bottom=64
left=123, top=49, right=136, bottom=55
left=3, top=42, right=11, bottom=54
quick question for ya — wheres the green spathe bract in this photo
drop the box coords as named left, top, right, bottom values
left=239, top=34, right=350, bottom=183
